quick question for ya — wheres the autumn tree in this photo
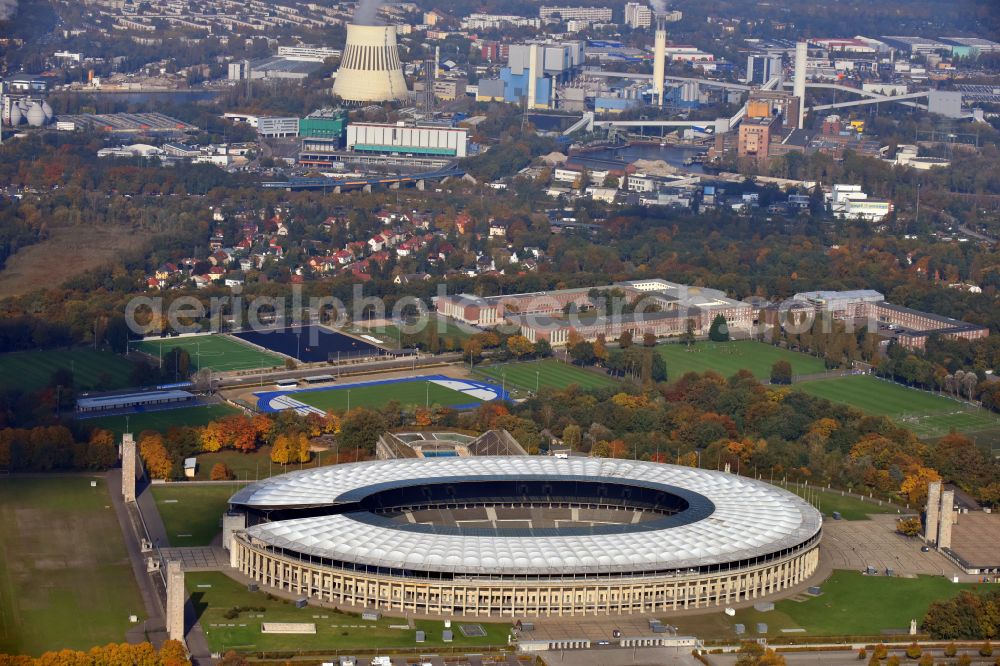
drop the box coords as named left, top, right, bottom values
left=139, top=432, right=174, bottom=480
left=896, top=516, right=922, bottom=537
left=618, top=330, right=633, bottom=349
left=562, top=424, right=582, bottom=450
left=505, top=335, right=535, bottom=359
left=770, top=360, right=793, bottom=385
left=643, top=332, right=657, bottom=347
left=210, top=462, right=235, bottom=480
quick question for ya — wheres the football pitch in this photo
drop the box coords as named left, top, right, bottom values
left=0, top=477, right=145, bottom=655
left=477, top=359, right=619, bottom=394
left=85, top=403, right=240, bottom=436
left=656, top=340, right=828, bottom=380
left=796, top=375, right=1000, bottom=438
left=151, top=484, right=246, bottom=546
left=292, top=379, right=486, bottom=413
left=0, top=349, right=134, bottom=392
left=134, top=335, right=283, bottom=372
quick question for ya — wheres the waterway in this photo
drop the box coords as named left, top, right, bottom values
left=569, top=143, right=707, bottom=174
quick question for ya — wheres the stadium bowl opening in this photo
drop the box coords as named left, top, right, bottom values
left=225, top=457, right=822, bottom=617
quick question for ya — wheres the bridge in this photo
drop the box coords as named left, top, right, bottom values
left=262, top=165, right=466, bottom=192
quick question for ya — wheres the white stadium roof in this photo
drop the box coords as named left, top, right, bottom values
left=231, top=457, right=822, bottom=576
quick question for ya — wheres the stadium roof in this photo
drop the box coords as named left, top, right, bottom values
left=231, top=458, right=822, bottom=576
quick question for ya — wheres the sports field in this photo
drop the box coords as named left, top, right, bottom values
left=134, top=335, right=283, bottom=372
left=151, top=484, right=246, bottom=546
left=0, top=349, right=134, bottom=392
left=477, top=359, right=619, bottom=394
left=292, top=379, right=486, bottom=413
left=676, top=570, right=983, bottom=639
left=780, top=484, right=900, bottom=521
left=657, top=340, right=828, bottom=380
left=85, top=403, right=240, bottom=436
left=188, top=571, right=509, bottom=653
left=796, top=375, right=1000, bottom=438
left=0, top=476, right=146, bottom=655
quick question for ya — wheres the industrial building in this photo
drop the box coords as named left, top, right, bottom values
left=480, top=40, right=585, bottom=109
left=256, top=117, right=300, bottom=138
left=53, top=112, right=196, bottom=136
left=227, top=457, right=822, bottom=617
left=332, top=23, right=409, bottom=103
left=746, top=53, right=783, bottom=85
left=345, top=122, right=468, bottom=158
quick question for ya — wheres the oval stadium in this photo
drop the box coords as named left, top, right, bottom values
left=225, top=457, right=822, bottom=617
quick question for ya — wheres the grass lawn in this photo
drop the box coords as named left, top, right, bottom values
left=657, top=340, right=828, bottom=381
left=779, top=484, right=900, bottom=521
left=295, top=380, right=482, bottom=413
left=0, top=476, right=146, bottom=655
left=355, top=316, right=475, bottom=347
left=674, top=570, right=984, bottom=640
left=191, top=447, right=341, bottom=481
left=151, top=484, right=247, bottom=547
left=796, top=375, right=1000, bottom=438
left=477, top=359, right=618, bottom=395
left=0, top=349, right=135, bottom=392
left=83, top=403, right=241, bottom=436
left=188, top=572, right=511, bottom=653
left=134, top=335, right=283, bottom=373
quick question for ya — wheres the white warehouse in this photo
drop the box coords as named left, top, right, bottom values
left=345, top=122, right=468, bottom=158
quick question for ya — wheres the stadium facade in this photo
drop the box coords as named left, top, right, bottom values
left=226, top=457, right=822, bottom=617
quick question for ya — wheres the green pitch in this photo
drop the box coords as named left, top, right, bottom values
left=0, top=349, right=134, bottom=392
left=657, top=340, right=828, bottom=380
left=134, top=335, right=283, bottom=373
left=477, top=359, right=618, bottom=393
left=780, top=484, right=899, bottom=520
left=151, top=484, right=246, bottom=547
left=796, top=375, right=1000, bottom=438
left=675, top=570, right=984, bottom=639
left=84, top=403, right=240, bottom=436
left=294, top=380, right=482, bottom=412
left=0, top=477, right=146, bottom=655
left=188, top=571, right=510, bottom=653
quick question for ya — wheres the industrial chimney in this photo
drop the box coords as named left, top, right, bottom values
left=332, top=23, right=409, bottom=104
left=794, top=41, right=807, bottom=129
left=653, top=15, right=667, bottom=107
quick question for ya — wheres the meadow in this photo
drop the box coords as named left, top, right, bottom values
left=656, top=340, right=828, bottom=381
left=0, top=349, right=134, bottom=392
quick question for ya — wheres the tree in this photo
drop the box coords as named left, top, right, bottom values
left=138, top=432, right=173, bottom=480
left=618, top=330, right=633, bottom=349
left=708, top=314, right=730, bottom=342
left=86, top=428, right=118, bottom=469
left=339, top=408, right=386, bottom=454
left=534, top=338, right=552, bottom=358
left=270, top=433, right=309, bottom=465
left=505, top=335, right=535, bottom=359
left=896, top=516, right=922, bottom=537
left=770, top=360, right=793, bottom=385
left=643, top=332, right=657, bottom=347
left=562, top=424, right=582, bottom=450
left=568, top=341, right=596, bottom=365
left=681, top=319, right=696, bottom=347
left=210, top=462, right=235, bottom=480
left=905, top=643, right=922, bottom=659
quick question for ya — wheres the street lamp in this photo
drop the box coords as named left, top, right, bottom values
left=347, top=389, right=351, bottom=412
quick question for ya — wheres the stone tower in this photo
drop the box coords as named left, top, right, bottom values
left=122, top=433, right=136, bottom=503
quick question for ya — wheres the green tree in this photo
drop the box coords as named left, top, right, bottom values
left=708, top=315, right=730, bottom=342
left=562, top=424, right=582, bottom=450
left=339, top=408, right=386, bottom=454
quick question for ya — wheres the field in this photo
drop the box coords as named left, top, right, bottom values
left=84, top=403, right=240, bottom=436
left=134, top=335, right=283, bottom=373
left=293, top=380, right=483, bottom=413
left=477, top=359, right=619, bottom=394
left=0, top=348, right=135, bottom=392
left=188, top=571, right=510, bottom=653
left=151, top=484, right=246, bottom=547
left=675, top=570, right=983, bottom=639
left=796, top=375, right=1000, bottom=438
left=0, top=476, right=146, bottom=655
left=656, top=340, right=828, bottom=380
left=191, top=447, right=339, bottom=481
left=779, top=484, right=900, bottom=521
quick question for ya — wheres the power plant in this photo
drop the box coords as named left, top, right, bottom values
left=332, top=23, right=409, bottom=104
left=653, top=15, right=667, bottom=107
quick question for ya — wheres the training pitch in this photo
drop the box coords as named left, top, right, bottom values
left=0, top=349, right=134, bottom=392
left=135, top=335, right=283, bottom=372
left=254, top=375, right=506, bottom=415
left=85, top=403, right=240, bottom=436
left=796, top=375, right=1000, bottom=438
left=477, top=359, right=619, bottom=394
left=151, top=484, right=246, bottom=547
left=657, top=340, right=828, bottom=380
left=0, top=477, right=145, bottom=655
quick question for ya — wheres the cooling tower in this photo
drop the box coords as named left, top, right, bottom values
left=333, top=23, right=408, bottom=104
left=653, top=15, right=667, bottom=107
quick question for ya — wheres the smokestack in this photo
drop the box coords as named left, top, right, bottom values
left=653, top=15, right=667, bottom=107
left=527, top=44, right=543, bottom=109
left=794, top=41, right=807, bottom=129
